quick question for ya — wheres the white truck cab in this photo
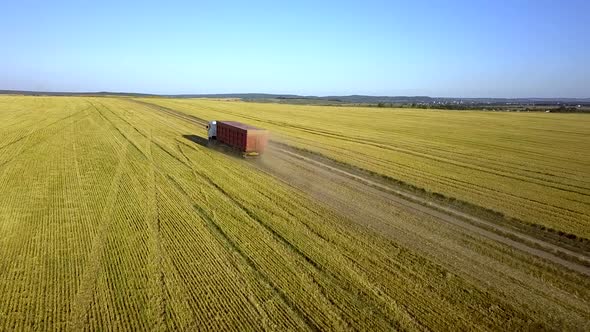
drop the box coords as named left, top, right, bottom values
left=207, top=121, right=217, bottom=140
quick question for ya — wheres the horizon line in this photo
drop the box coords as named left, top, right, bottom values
left=0, top=89, right=588, bottom=100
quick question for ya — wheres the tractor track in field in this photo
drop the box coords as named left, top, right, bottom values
left=134, top=99, right=590, bottom=277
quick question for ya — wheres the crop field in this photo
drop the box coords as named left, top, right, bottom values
left=0, top=96, right=589, bottom=330
left=141, top=98, right=590, bottom=239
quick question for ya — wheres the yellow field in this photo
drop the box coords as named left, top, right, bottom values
left=0, top=96, right=588, bottom=330
left=141, top=98, right=590, bottom=238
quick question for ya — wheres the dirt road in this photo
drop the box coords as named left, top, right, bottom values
left=267, top=146, right=590, bottom=273
left=136, top=99, right=590, bottom=276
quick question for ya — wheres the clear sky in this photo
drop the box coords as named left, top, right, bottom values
left=1, top=0, right=589, bottom=97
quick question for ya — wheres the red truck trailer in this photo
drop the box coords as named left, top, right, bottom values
left=207, top=120, right=269, bottom=156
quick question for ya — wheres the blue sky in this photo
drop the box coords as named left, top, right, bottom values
left=1, top=0, right=589, bottom=97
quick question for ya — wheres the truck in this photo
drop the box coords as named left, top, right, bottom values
left=207, top=120, right=269, bottom=157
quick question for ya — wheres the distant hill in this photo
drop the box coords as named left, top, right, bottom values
left=1, top=90, right=589, bottom=105
left=0, top=90, right=156, bottom=97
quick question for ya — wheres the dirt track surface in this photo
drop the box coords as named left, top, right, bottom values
left=266, top=147, right=590, bottom=274
left=252, top=148, right=590, bottom=323
left=136, top=99, right=590, bottom=276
